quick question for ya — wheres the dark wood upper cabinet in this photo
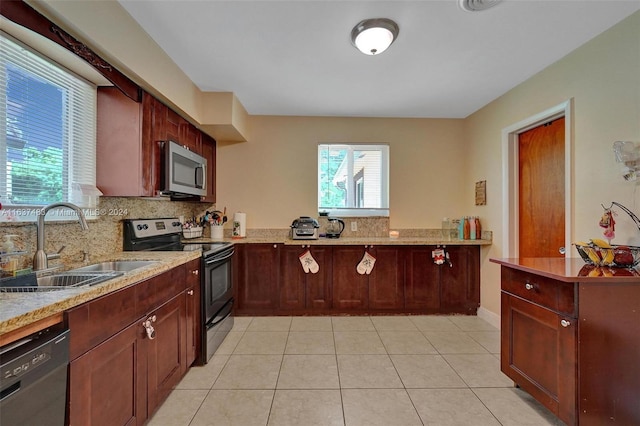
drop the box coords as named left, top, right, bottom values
left=200, top=134, right=217, bottom=203
left=97, top=87, right=158, bottom=196
left=97, top=87, right=215, bottom=199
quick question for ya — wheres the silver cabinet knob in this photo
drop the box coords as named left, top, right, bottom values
left=559, top=247, right=566, bottom=255
left=561, top=319, right=571, bottom=328
left=525, top=282, right=534, bottom=290
left=192, top=269, right=199, bottom=276
left=187, top=289, right=194, bottom=296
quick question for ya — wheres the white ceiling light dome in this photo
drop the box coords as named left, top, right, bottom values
left=459, top=0, right=502, bottom=12
left=351, top=18, right=399, bottom=56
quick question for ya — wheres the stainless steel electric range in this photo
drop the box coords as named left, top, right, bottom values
left=123, top=218, right=234, bottom=363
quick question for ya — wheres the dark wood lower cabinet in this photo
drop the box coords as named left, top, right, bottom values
left=498, top=262, right=640, bottom=426
left=234, top=244, right=480, bottom=316
left=185, top=259, right=201, bottom=367
left=367, top=246, right=404, bottom=310
left=404, top=247, right=440, bottom=310
left=147, top=294, right=187, bottom=415
left=440, top=246, right=480, bottom=313
left=68, top=321, right=147, bottom=426
left=501, top=291, right=576, bottom=425
left=235, top=244, right=280, bottom=315
left=67, top=261, right=197, bottom=426
left=279, top=245, right=332, bottom=311
left=332, top=246, right=370, bottom=310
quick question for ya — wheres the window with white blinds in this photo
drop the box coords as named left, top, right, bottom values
left=318, top=144, right=389, bottom=217
left=0, top=32, right=98, bottom=222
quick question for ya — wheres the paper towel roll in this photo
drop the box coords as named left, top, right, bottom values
left=232, top=212, right=246, bottom=238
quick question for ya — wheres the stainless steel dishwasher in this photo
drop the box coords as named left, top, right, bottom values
left=0, top=326, right=70, bottom=426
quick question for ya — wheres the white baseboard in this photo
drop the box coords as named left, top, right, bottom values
left=477, top=306, right=501, bottom=329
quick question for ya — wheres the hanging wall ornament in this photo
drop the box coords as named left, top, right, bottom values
left=599, top=208, right=615, bottom=242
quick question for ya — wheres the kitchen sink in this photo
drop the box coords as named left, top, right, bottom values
left=37, top=271, right=125, bottom=288
left=0, top=271, right=125, bottom=293
left=71, top=260, right=159, bottom=273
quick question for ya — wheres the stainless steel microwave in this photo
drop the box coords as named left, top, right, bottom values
left=161, top=141, right=207, bottom=198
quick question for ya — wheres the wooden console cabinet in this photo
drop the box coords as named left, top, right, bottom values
left=493, top=258, right=640, bottom=426
left=66, top=259, right=200, bottom=426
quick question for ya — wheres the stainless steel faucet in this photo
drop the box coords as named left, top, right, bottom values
left=33, top=202, right=89, bottom=271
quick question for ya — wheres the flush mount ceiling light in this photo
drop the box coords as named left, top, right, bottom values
left=459, top=0, right=502, bottom=12
left=350, top=18, right=399, bottom=56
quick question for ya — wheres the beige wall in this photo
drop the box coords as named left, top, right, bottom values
left=216, top=116, right=466, bottom=229
left=465, top=11, right=640, bottom=315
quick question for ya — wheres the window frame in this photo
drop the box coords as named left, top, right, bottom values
left=1, top=31, right=99, bottom=223
left=317, top=143, right=389, bottom=217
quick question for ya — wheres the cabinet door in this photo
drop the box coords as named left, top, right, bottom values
left=501, top=292, right=577, bottom=426
left=404, top=247, right=440, bottom=310
left=185, top=259, right=201, bottom=367
left=147, top=294, right=187, bottom=414
left=332, top=246, right=369, bottom=310
left=440, top=246, right=480, bottom=313
left=279, top=245, right=306, bottom=311
left=69, top=320, right=147, bottom=426
left=368, top=246, right=404, bottom=310
left=279, top=246, right=332, bottom=312
left=164, top=106, right=182, bottom=143
left=200, top=134, right=216, bottom=203
left=235, top=244, right=279, bottom=314
left=180, top=122, right=202, bottom=154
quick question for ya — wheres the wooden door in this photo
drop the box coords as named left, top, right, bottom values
left=518, top=117, right=565, bottom=257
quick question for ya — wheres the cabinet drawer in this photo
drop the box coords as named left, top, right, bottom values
left=67, top=284, right=139, bottom=360
left=501, top=267, right=576, bottom=316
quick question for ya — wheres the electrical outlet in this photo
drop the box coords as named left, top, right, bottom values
left=351, top=221, right=357, bottom=232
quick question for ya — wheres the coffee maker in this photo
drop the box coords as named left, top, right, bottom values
left=325, top=217, right=345, bottom=238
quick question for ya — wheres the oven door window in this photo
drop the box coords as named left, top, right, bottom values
left=205, top=259, right=232, bottom=320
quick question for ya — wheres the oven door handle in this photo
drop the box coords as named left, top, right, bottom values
left=206, top=300, right=234, bottom=329
left=205, top=250, right=235, bottom=265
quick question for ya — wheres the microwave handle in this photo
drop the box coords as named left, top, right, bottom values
left=195, top=164, right=205, bottom=189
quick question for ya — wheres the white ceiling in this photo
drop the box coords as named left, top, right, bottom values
left=118, top=1, right=640, bottom=118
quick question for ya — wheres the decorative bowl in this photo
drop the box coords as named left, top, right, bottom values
left=574, top=243, right=640, bottom=268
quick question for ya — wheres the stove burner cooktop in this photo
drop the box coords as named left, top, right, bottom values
left=123, top=218, right=232, bottom=256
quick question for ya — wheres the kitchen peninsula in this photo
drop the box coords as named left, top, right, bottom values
left=491, top=257, right=640, bottom=426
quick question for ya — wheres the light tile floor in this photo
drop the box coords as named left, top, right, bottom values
left=148, top=315, right=566, bottom=426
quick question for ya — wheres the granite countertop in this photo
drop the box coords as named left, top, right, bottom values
left=0, top=251, right=201, bottom=335
left=490, top=257, right=640, bottom=283
left=187, top=236, right=493, bottom=246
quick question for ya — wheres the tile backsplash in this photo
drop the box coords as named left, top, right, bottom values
left=0, top=197, right=212, bottom=272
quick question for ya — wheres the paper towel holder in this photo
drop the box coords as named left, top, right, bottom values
left=232, top=212, right=247, bottom=239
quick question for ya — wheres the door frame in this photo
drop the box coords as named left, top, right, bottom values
left=501, top=99, right=573, bottom=257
